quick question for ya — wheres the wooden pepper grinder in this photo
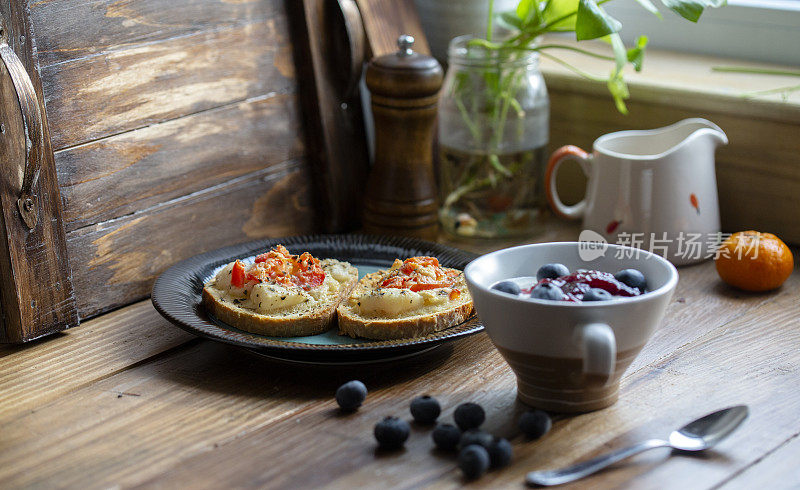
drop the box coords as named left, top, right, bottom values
left=363, top=35, right=443, bottom=239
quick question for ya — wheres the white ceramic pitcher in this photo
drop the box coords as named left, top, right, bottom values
left=546, top=119, right=728, bottom=265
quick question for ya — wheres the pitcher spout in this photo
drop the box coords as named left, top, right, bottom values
left=675, top=118, right=728, bottom=149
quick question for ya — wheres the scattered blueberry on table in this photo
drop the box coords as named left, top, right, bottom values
left=458, top=429, right=494, bottom=450
left=355, top=394, right=548, bottom=480
left=491, top=280, right=521, bottom=295
left=458, top=444, right=491, bottom=479
left=519, top=409, right=552, bottom=440
left=536, top=263, right=570, bottom=281
left=432, top=423, right=462, bottom=451
left=454, top=402, right=485, bottom=431
left=374, top=416, right=410, bottom=449
left=487, top=437, right=513, bottom=468
left=335, top=380, right=367, bottom=411
left=410, top=395, right=441, bottom=424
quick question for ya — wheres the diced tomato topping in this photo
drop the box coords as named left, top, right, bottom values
left=293, top=252, right=325, bottom=289
left=449, top=289, right=461, bottom=300
left=231, top=260, right=246, bottom=289
left=380, top=256, right=458, bottom=293
left=236, top=245, right=325, bottom=291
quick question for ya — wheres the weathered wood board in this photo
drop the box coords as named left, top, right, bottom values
left=0, top=0, right=78, bottom=341
left=55, top=93, right=304, bottom=231
left=67, top=161, right=315, bottom=318
left=17, top=0, right=350, bottom=321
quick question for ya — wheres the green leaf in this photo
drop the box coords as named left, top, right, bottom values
left=576, top=0, right=622, bottom=41
left=500, top=11, right=524, bottom=30
left=607, top=73, right=630, bottom=114
left=516, top=0, right=538, bottom=23
left=660, top=0, right=703, bottom=21
left=660, top=0, right=725, bottom=22
left=632, top=0, right=662, bottom=18
left=627, top=35, right=648, bottom=71
left=543, top=0, right=579, bottom=31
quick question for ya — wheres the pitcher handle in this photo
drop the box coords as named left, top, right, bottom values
left=546, top=145, right=592, bottom=220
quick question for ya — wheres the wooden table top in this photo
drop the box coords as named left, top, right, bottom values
left=1, top=225, right=799, bottom=489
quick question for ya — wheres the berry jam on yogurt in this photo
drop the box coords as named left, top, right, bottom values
left=492, top=263, right=647, bottom=302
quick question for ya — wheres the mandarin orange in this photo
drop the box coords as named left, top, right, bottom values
left=715, top=231, right=793, bottom=291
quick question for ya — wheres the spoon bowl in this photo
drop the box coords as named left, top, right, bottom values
left=669, top=405, right=749, bottom=451
left=526, top=405, right=749, bottom=487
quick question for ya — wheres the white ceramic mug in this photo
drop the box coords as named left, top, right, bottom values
left=464, top=242, right=678, bottom=412
left=546, top=119, right=728, bottom=265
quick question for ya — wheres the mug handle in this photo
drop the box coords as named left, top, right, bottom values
left=545, top=145, right=592, bottom=220
left=577, top=323, right=616, bottom=385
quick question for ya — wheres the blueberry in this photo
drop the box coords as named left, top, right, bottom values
left=374, top=416, right=410, bottom=449
left=335, top=380, right=367, bottom=411
left=583, top=288, right=613, bottom=301
left=615, top=268, right=647, bottom=291
left=519, top=409, right=552, bottom=440
left=458, top=445, right=491, bottom=480
left=410, top=395, right=441, bottom=424
left=487, top=437, right=513, bottom=468
left=458, top=429, right=493, bottom=450
left=536, top=263, right=570, bottom=281
left=432, top=423, right=462, bottom=451
left=531, top=283, right=565, bottom=301
left=492, top=280, right=521, bottom=295
left=454, top=402, right=485, bottom=431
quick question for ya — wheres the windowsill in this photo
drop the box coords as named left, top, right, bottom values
left=538, top=37, right=800, bottom=124
left=537, top=38, right=800, bottom=244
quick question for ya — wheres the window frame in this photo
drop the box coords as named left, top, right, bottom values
left=603, top=0, right=800, bottom=66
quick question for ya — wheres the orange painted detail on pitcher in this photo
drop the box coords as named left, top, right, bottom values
left=606, top=220, right=621, bottom=234
left=690, top=193, right=700, bottom=214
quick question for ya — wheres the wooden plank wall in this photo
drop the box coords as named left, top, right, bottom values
left=28, top=0, right=317, bottom=319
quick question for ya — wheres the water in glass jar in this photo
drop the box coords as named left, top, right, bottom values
left=438, top=144, right=547, bottom=238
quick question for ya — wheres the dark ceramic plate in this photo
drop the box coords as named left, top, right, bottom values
left=151, top=234, right=482, bottom=363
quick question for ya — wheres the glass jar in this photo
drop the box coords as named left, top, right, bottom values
left=438, top=35, right=549, bottom=238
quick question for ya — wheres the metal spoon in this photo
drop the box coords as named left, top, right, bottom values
left=526, top=405, right=749, bottom=487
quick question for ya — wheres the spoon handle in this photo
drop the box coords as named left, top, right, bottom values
left=526, top=439, right=669, bottom=486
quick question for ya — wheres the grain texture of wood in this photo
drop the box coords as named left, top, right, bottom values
left=286, top=0, right=369, bottom=232
left=0, top=301, right=194, bottom=418
left=719, top=433, right=800, bottom=490
left=356, top=0, right=430, bottom=57
left=0, top=0, right=78, bottom=342
left=66, top=162, right=316, bottom=319
left=56, top=93, right=304, bottom=231
left=30, top=0, right=282, bottom=68
left=41, top=15, right=296, bottom=150
left=0, top=226, right=797, bottom=488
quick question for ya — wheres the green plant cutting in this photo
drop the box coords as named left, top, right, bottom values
left=440, top=0, right=725, bottom=236
left=712, top=66, right=800, bottom=100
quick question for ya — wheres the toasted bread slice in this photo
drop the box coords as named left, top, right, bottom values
left=337, top=266, right=473, bottom=340
left=202, top=258, right=358, bottom=337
